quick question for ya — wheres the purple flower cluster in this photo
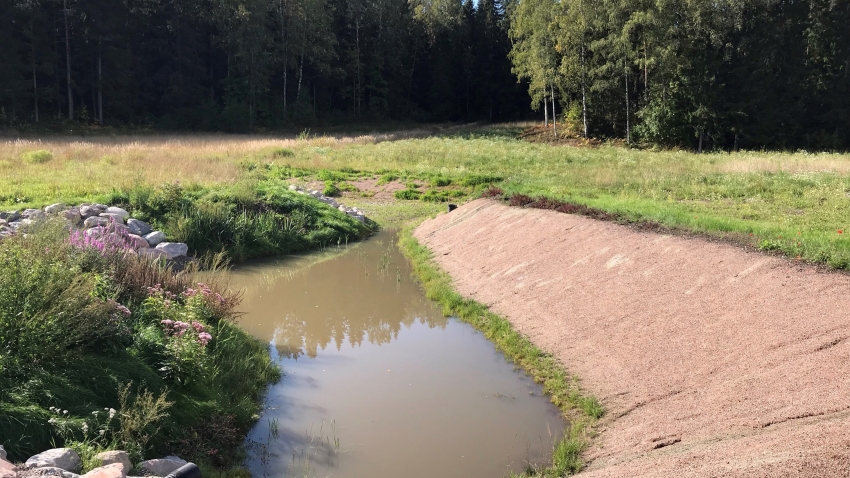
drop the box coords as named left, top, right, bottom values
left=107, top=299, right=132, bottom=317
left=182, top=283, right=226, bottom=306
left=161, top=319, right=213, bottom=347
left=67, top=219, right=136, bottom=254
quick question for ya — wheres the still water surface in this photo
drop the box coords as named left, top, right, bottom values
left=228, top=230, right=565, bottom=478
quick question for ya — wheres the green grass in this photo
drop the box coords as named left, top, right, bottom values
left=20, top=150, right=53, bottom=164
left=398, top=227, right=602, bottom=476
left=0, top=224, right=280, bottom=467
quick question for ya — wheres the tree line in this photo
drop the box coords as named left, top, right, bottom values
left=509, top=0, right=850, bottom=150
left=0, top=0, right=527, bottom=131
left=0, top=0, right=848, bottom=150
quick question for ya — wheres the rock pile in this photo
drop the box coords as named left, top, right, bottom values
left=0, top=204, right=188, bottom=260
left=1, top=446, right=193, bottom=478
left=288, top=184, right=368, bottom=223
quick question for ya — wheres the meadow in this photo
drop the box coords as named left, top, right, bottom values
left=4, top=126, right=850, bottom=267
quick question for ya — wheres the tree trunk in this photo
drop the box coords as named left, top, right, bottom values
left=355, top=17, right=361, bottom=116
left=551, top=82, right=556, bottom=137
left=698, top=128, right=704, bottom=153
left=544, top=95, right=548, bottom=127
left=296, top=51, right=304, bottom=105
left=63, top=0, right=74, bottom=121
left=624, top=60, right=630, bottom=144
left=31, top=44, right=38, bottom=123
left=97, top=37, right=103, bottom=124
left=581, top=43, right=587, bottom=137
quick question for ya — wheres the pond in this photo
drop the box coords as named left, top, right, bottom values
left=227, top=229, right=565, bottom=478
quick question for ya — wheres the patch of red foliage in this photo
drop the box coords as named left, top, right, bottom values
left=507, top=194, right=620, bottom=222
left=481, top=186, right=504, bottom=199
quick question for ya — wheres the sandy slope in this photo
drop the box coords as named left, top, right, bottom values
left=414, top=199, right=850, bottom=477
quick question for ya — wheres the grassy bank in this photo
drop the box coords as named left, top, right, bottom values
left=398, top=227, right=603, bottom=476
left=5, top=127, right=850, bottom=267
left=0, top=222, right=279, bottom=472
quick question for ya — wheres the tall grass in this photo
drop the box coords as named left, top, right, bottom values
left=0, top=222, right=279, bottom=467
left=398, top=228, right=602, bottom=476
left=5, top=127, right=850, bottom=264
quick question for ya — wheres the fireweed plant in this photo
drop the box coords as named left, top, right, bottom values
left=0, top=220, right=279, bottom=470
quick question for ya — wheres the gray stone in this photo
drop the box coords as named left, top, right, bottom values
left=63, top=208, right=82, bottom=225
left=21, top=209, right=44, bottom=221
left=98, top=213, right=125, bottom=225
left=135, top=459, right=185, bottom=477
left=288, top=184, right=298, bottom=191
left=0, top=445, right=6, bottom=460
left=127, top=234, right=150, bottom=250
left=25, top=449, right=82, bottom=474
left=0, top=211, right=20, bottom=222
left=79, top=206, right=101, bottom=219
left=139, top=248, right=168, bottom=260
left=84, top=216, right=109, bottom=229
left=105, top=207, right=129, bottom=220
left=154, top=242, right=188, bottom=259
left=143, top=231, right=166, bottom=247
left=26, top=467, right=80, bottom=478
left=92, top=452, right=130, bottom=473
left=126, top=219, right=151, bottom=237
left=44, top=204, right=67, bottom=215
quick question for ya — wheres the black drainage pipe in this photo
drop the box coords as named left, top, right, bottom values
left=448, top=204, right=457, bottom=212
left=164, top=463, right=202, bottom=478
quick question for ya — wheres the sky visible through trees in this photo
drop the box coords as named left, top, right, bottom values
left=0, top=0, right=848, bottom=150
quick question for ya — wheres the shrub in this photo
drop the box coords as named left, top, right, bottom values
left=323, top=181, right=341, bottom=197
left=21, top=150, right=53, bottom=164
left=481, top=186, right=503, bottom=198
left=461, top=174, right=503, bottom=187
left=394, top=189, right=422, bottom=200
left=430, top=176, right=452, bottom=187
left=270, top=147, right=294, bottom=158
left=421, top=190, right=450, bottom=202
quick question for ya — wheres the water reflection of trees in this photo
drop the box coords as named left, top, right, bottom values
left=229, top=233, right=448, bottom=360
left=274, top=312, right=446, bottom=359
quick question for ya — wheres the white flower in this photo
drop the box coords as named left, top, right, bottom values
left=108, top=408, right=116, bottom=419
left=92, top=411, right=99, bottom=416
left=63, top=410, right=69, bottom=415
left=81, top=423, right=89, bottom=433
left=99, top=430, right=105, bottom=436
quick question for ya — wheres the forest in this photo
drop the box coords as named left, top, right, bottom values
left=0, top=0, right=848, bottom=150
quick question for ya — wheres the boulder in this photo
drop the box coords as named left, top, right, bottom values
left=44, top=204, right=67, bottom=215
left=0, top=211, right=20, bottom=222
left=84, top=217, right=109, bottom=229
left=105, top=207, right=129, bottom=220
left=63, top=208, right=82, bottom=225
left=79, top=206, right=101, bottom=219
left=143, top=231, right=166, bottom=247
left=0, top=457, right=15, bottom=478
left=139, top=248, right=168, bottom=260
left=0, top=445, right=6, bottom=460
left=80, top=463, right=124, bottom=478
left=126, top=219, right=151, bottom=237
left=135, top=459, right=185, bottom=477
left=94, top=204, right=109, bottom=211
left=154, top=242, right=188, bottom=259
left=24, top=467, right=80, bottom=478
left=127, top=234, right=150, bottom=250
left=25, top=449, right=82, bottom=474
left=92, top=452, right=130, bottom=473
left=98, top=213, right=125, bottom=225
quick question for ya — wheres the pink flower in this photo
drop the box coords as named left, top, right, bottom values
left=197, top=332, right=212, bottom=346
left=183, top=288, right=198, bottom=298
left=191, top=321, right=205, bottom=333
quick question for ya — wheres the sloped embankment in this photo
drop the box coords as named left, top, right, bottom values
left=414, top=199, right=850, bottom=477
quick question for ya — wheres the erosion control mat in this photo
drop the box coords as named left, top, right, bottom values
left=414, top=199, right=850, bottom=478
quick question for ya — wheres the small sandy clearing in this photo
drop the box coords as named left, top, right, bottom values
left=414, top=199, right=850, bottom=477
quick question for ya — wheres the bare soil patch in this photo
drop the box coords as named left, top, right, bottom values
left=414, top=199, right=850, bottom=477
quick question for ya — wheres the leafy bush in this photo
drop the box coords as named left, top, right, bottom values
left=323, top=181, right=341, bottom=197
left=21, top=150, right=53, bottom=164
left=421, top=189, right=450, bottom=202
left=460, top=174, right=503, bottom=187
left=394, top=189, right=422, bottom=200
left=0, top=227, right=279, bottom=466
left=429, top=176, right=452, bottom=187
left=316, top=169, right=346, bottom=182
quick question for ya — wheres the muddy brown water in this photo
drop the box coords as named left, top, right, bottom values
left=227, top=230, right=565, bottom=478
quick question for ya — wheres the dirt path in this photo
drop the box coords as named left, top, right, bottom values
left=414, top=199, right=850, bottom=477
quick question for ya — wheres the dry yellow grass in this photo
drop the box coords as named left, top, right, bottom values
left=0, top=131, right=437, bottom=205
